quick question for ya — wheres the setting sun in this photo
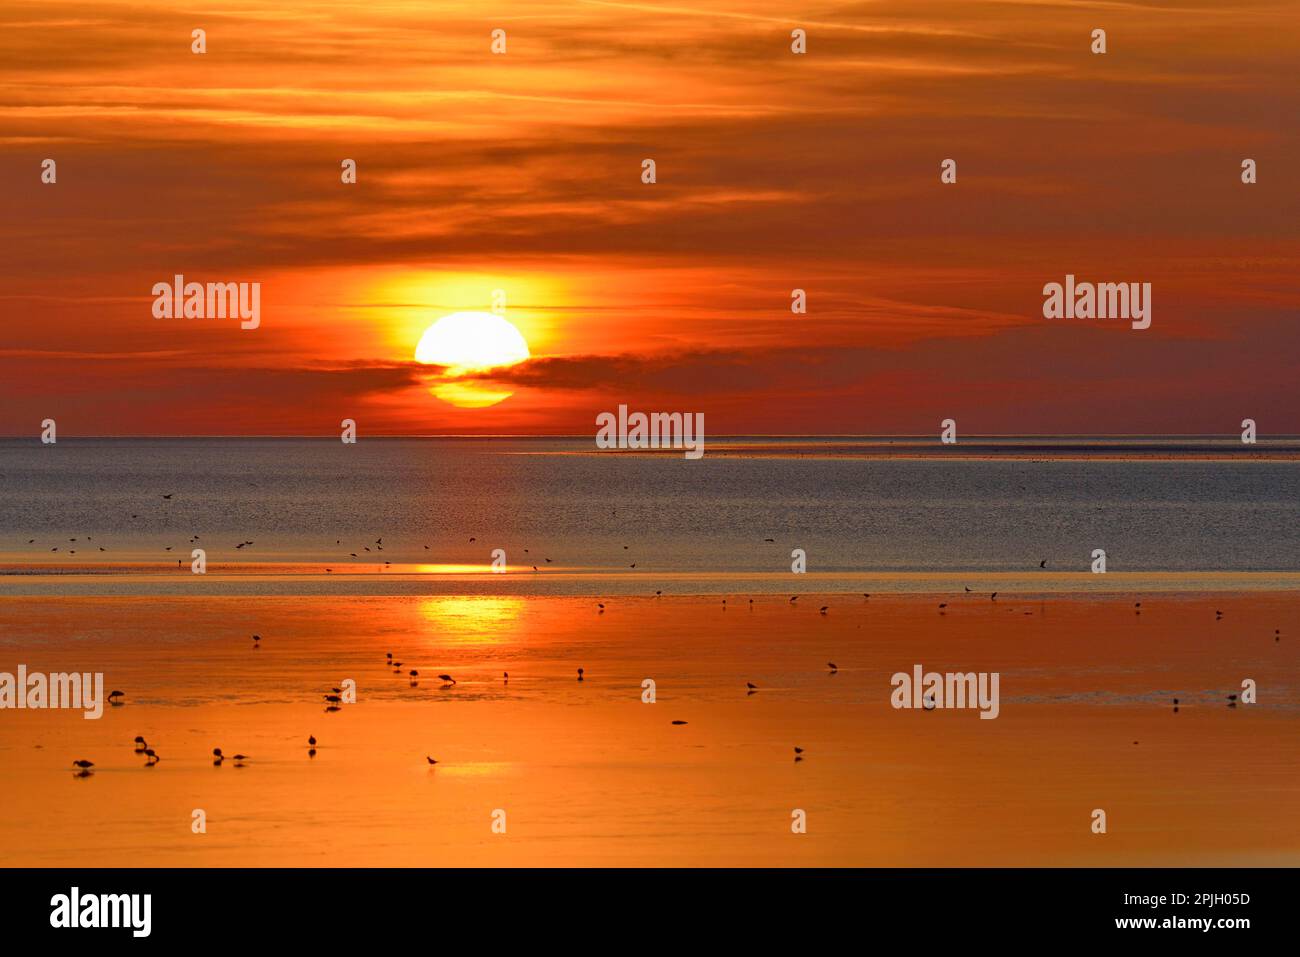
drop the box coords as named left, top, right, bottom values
left=415, top=311, right=530, bottom=408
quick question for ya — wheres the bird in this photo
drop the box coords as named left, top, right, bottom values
left=142, top=749, right=159, bottom=763
left=72, top=759, right=94, bottom=769
left=324, top=694, right=342, bottom=704
left=827, top=662, right=838, bottom=673
left=964, top=586, right=971, bottom=593
left=793, top=746, right=804, bottom=755
left=990, top=592, right=997, bottom=601
left=764, top=538, right=775, bottom=543
left=252, top=634, right=261, bottom=644
left=308, top=735, right=316, bottom=748
left=746, top=681, right=758, bottom=691
left=503, top=672, right=509, bottom=682
left=597, top=603, right=605, bottom=613
left=108, top=690, right=125, bottom=705
left=938, top=603, right=947, bottom=610
left=133, top=735, right=147, bottom=751
left=162, top=494, right=173, bottom=500
left=1039, top=560, right=1047, bottom=568
left=819, top=606, right=828, bottom=614
left=671, top=720, right=688, bottom=725
left=438, top=674, right=456, bottom=685
left=231, top=754, right=248, bottom=764
left=789, top=596, right=798, bottom=603
left=426, top=756, right=438, bottom=765
left=212, top=748, right=223, bottom=759
left=577, top=668, right=584, bottom=681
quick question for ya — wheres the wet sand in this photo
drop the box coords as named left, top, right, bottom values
left=0, top=592, right=1295, bottom=866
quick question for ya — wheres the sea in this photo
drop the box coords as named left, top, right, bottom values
left=1, top=436, right=1297, bottom=594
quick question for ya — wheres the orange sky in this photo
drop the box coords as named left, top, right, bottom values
left=1, top=0, right=1297, bottom=435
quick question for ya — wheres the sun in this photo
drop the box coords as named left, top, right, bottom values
left=414, top=311, right=531, bottom=408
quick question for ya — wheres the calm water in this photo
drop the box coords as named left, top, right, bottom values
left=1, top=437, right=1298, bottom=582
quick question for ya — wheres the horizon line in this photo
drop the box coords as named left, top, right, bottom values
left=3, top=433, right=1298, bottom=441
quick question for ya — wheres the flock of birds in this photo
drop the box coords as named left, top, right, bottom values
left=72, top=735, right=309, bottom=777
left=67, top=595, right=1279, bottom=778
left=35, top=498, right=1285, bottom=778
left=19, top=504, right=1149, bottom=579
